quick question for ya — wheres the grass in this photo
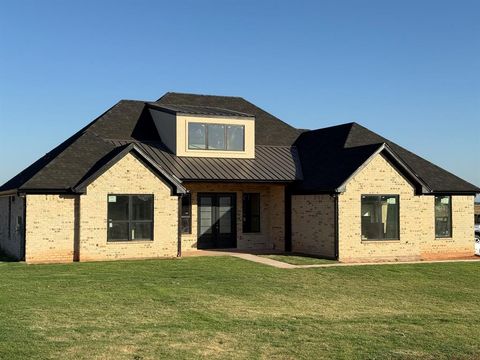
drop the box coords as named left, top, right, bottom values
left=0, top=257, right=479, bottom=359
left=260, top=254, right=337, bottom=265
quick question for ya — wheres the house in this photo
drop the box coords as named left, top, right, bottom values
left=0, top=92, right=478, bottom=263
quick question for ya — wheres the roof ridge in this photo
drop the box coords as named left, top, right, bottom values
left=304, top=122, right=357, bottom=134
left=159, top=103, right=240, bottom=110
left=148, top=102, right=254, bottom=117
left=239, top=97, right=302, bottom=133
left=158, top=92, right=244, bottom=102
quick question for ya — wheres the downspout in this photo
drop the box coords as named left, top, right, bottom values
left=177, top=194, right=183, bottom=257
left=333, top=193, right=339, bottom=260
left=22, top=194, right=26, bottom=261
left=73, top=196, right=81, bottom=262
left=284, top=186, right=292, bottom=252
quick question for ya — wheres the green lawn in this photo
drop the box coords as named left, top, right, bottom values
left=260, top=254, right=338, bottom=265
left=0, top=257, right=479, bottom=359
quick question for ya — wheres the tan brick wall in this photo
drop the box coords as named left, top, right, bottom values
left=291, top=195, right=336, bottom=258
left=181, top=183, right=285, bottom=251
left=419, top=195, right=474, bottom=260
left=0, top=195, right=25, bottom=259
left=78, top=153, right=179, bottom=262
left=25, top=195, right=77, bottom=263
left=338, top=153, right=474, bottom=263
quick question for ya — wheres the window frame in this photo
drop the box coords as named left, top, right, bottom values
left=434, top=195, right=452, bottom=239
left=242, top=193, right=261, bottom=233
left=107, top=194, right=154, bottom=242
left=187, top=122, right=245, bottom=151
left=181, top=193, right=192, bottom=234
left=360, top=194, right=400, bottom=241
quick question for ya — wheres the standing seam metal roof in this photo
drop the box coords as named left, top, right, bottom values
left=107, top=140, right=301, bottom=182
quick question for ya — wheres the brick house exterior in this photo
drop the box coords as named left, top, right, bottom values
left=0, top=92, right=478, bottom=263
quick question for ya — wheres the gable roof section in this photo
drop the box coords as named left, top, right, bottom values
left=156, top=92, right=302, bottom=146
left=334, top=143, right=430, bottom=194
left=294, top=122, right=480, bottom=194
left=74, top=144, right=186, bottom=195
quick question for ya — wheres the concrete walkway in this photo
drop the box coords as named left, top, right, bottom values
left=183, top=250, right=480, bottom=269
left=229, top=252, right=298, bottom=269
left=231, top=254, right=480, bottom=269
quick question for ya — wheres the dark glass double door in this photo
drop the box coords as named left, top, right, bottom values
left=198, top=193, right=236, bottom=249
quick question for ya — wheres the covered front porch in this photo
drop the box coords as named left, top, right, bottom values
left=180, top=182, right=286, bottom=253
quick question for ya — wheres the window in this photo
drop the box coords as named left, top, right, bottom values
left=361, top=195, right=399, bottom=240
left=107, top=195, right=153, bottom=242
left=181, top=193, right=192, bottom=234
left=207, top=124, right=225, bottom=150
left=435, top=195, right=452, bottom=238
left=188, top=123, right=206, bottom=149
left=243, top=193, right=260, bottom=233
left=188, top=123, right=244, bottom=151
left=226, top=125, right=244, bottom=151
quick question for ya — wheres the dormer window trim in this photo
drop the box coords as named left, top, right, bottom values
left=187, top=122, right=245, bottom=152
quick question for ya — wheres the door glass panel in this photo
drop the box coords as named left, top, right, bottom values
left=218, top=196, right=232, bottom=234
left=199, top=196, right=213, bottom=235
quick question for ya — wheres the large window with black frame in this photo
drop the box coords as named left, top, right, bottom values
left=435, top=195, right=452, bottom=238
left=181, top=193, right=192, bottom=234
left=188, top=123, right=244, bottom=151
left=361, top=195, right=399, bottom=240
left=243, top=193, right=260, bottom=233
left=107, top=195, right=154, bottom=241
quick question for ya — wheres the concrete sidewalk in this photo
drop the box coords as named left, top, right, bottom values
left=231, top=254, right=480, bottom=269
left=183, top=249, right=480, bottom=269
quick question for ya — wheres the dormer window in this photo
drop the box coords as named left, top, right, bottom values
left=149, top=103, right=254, bottom=158
left=188, top=123, right=244, bottom=151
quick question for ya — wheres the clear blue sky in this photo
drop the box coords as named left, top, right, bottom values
left=1, top=0, right=479, bottom=191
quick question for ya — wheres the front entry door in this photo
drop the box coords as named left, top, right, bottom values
left=198, top=193, right=236, bottom=249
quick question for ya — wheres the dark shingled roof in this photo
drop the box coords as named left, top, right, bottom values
left=0, top=92, right=478, bottom=195
left=0, top=93, right=302, bottom=194
left=294, top=122, right=480, bottom=194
